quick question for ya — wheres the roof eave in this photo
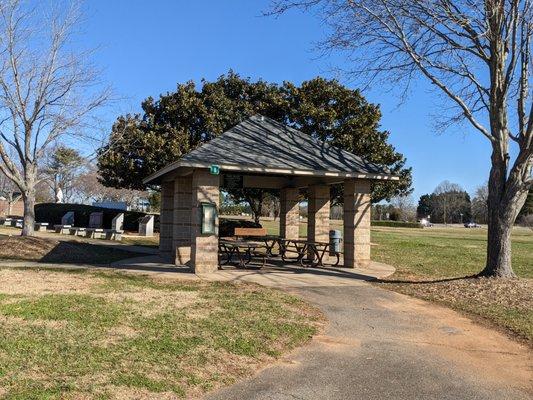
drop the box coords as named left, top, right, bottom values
left=143, top=161, right=400, bottom=184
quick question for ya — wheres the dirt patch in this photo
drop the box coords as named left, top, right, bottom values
left=110, top=386, right=180, bottom=400
left=314, top=334, right=361, bottom=350
left=101, top=288, right=203, bottom=314
left=99, top=325, right=140, bottom=347
left=0, top=269, right=98, bottom=295
left=0, top=314, right=67, bottom=329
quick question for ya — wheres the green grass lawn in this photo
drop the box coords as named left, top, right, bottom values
left=0, top=268, right=323, bottom=399
left=371, top=226, right=532, bottom=279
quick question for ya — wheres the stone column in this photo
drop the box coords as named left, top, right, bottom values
left=159, top=180, right=174, bottom=261
left=173, top=176, right=192, bottom=266
left=307, top=184, right=330, bottom=260
left=344, top=179, right=371, bottom=268
left=280, top=187, right=299, bottom=240
left=190, top=169, right=220, bottom=274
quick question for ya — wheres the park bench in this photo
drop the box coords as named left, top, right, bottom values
left=3, top=217, right=13, bottom=226
left=14, top=219, right=23, bottom=228
left=85, top=228, right=104, bottom=239
left=103, top=229, right=122, bottom=241
left=68, top=227, right=86, bottom=236
left=34, top=222, right=49, bottom=232
left=54, top=224, right=72, bottom=234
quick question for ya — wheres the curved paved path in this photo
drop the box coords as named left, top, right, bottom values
left=206, top=279, right=532, bottom=399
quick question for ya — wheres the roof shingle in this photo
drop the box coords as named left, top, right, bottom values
left=181, top=115, right=390, bottom=174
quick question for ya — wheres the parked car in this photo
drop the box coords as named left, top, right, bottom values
left=464, top=222, right=480, bottom=228
left=419, top=218, right=433, bottom=227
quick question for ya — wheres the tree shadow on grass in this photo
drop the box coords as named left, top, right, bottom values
left=374, top=274, right=480, bottom=285
left=39, top=241, right=144, bottom=265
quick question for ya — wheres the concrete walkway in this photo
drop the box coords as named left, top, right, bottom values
left=112, top=255, right=395, bottom=286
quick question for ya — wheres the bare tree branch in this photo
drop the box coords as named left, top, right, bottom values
left=0, top=0, right=110, bottom=235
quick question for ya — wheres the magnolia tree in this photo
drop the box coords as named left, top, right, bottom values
left=271, top=0, right=533, bottom=277
left=0, top=0, right=109, bottom=235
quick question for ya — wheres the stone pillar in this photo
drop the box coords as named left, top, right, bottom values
left=159, top=180, right=174, bottom=261
left=173, top=176, right=192, bottom=266
left=344, top=179, right=371, bottom=268
left=307, top=184, right=330, bottom=260
left=190, top=169, right=220, bottom=274
left=280, top=187, right=299, bottom=240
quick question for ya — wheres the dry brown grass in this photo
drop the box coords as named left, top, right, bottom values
left=379, top=277, right=533, bottom=345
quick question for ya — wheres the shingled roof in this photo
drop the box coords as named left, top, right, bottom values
left=144, top=115, right=398, bottom=183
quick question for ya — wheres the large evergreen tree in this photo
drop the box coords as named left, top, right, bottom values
left=97, top=72, right=412, bottom=210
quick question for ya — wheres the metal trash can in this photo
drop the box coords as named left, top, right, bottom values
left=329, top=230, right=342, bottom=255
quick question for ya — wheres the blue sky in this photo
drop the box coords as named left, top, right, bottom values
left=81, top=0, right=493, bottom=201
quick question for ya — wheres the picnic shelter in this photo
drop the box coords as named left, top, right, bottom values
left=143, top=115, right=398, bottom=273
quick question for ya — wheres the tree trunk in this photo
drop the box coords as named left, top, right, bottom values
left=481, top=150, right=528, bottom=277
left=21, top=189, right=35, bottom=237
left=484, top=210, right=514, bottom=277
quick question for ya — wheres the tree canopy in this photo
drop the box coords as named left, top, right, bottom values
left=417, top=181, right=472, bottom=224
left=98, top=72, right=412, bottom=206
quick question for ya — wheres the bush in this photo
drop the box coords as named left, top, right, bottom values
left=219, top=218, right=262, bottom=237
left=371, top=220, right=422, bottom=228
left=34, top=203, right=160, bottom=232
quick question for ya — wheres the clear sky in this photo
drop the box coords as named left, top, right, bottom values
left=81, top=0, right=493, bottom=201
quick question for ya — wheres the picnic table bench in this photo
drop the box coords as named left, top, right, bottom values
left=279, top=239, right=341, bottom=267
left=218, top=239, right=266, bottom=269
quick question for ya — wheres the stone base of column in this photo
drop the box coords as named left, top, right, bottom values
left=159, top=180, right=174, bottom=261
left=343, top=179, right=371, bottom=269
left=173, top=176, right=193, bottom=266
left=280, top=187, right=300, bottom=240
left=190, top=170, right=220, bottom=274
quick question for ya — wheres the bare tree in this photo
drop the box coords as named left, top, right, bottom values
left=0, top=0, right=109, bottom=235
left=472, top=182, right=489, bottom=224
left=271, top=0, right=533, bottom=277
left=73, top=167, right=148, bottom=209
left=390, top=195, right=417, bottom=222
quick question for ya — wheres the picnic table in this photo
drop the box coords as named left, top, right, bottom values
left=279, top=239, right=340, bottom=267
left=218, top=239, right=266, bottom=269
left=260, top=235, right=283, bottom=257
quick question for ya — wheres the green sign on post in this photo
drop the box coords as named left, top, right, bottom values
left=209, top=165, right=220, bottom=175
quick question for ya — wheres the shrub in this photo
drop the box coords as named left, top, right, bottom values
left=34, top=203, right=159, bottom=232
left=371, top=220, right=422, bottom=228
